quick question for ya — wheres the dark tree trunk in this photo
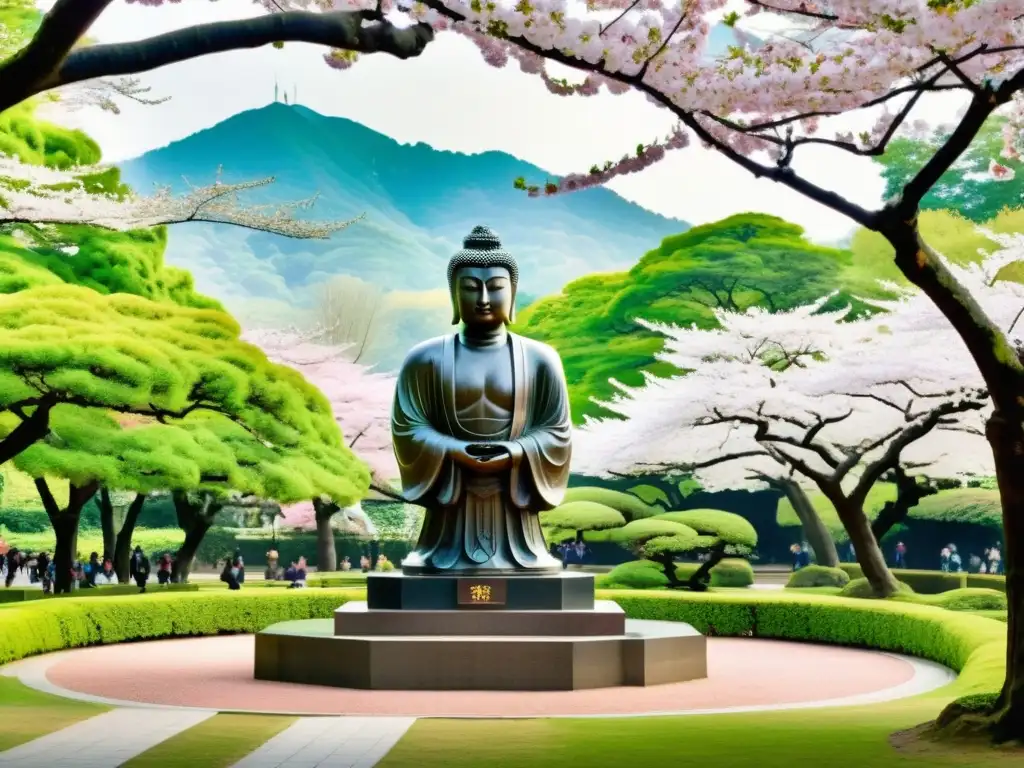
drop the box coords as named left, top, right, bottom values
left=777, top=478, right=839, bottom=567
left=686, top=543, right=727, bottom=591
left=653, top=553, right=682, bottom=586
left=871, top=467, right=938, bottom=542
left=98, top=488, right=116, bottom=561
left=51, top=514, right=79, bottom=595
left=834, top=497, right=901, bottom=597
left=37, top=479, right=98, bottom=595
left=978, top=412, right=1024, bottom=740
left=313, top=498, right=338, bottom=572
left=114, top=493, right=146, bottom=583
left=170, top=492, right=220, bottom=583
left=0, top=400, right=55, bottom=464
left=171, top=519, right=210, bottom=583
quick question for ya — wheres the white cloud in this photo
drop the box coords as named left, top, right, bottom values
left=56, top=0, right=968, bottom=242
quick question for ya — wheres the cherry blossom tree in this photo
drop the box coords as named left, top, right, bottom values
left=573, top=257, right=1007, bottom=597
left=0, top=157, right=363, bottom=240
left=243, top=328, right=399, bottom=570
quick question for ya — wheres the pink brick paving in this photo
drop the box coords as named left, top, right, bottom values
left=42, top=635, right=918, bottom=717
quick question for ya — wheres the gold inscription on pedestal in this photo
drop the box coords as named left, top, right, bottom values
left=457, top=578, right=507, bottom=607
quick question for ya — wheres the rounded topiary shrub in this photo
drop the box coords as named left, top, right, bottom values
left=839, top=576, right=914, bottom=599
left=933, top=588, right=1007, bottom=612
left=709, top=558, right=754, bottom=587
left=786, top=565, right=851, bottom=589
left=605, top=559, right=670, bottom=589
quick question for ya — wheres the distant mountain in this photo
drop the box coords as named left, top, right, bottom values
left=119, top=104, right=690, bottom=304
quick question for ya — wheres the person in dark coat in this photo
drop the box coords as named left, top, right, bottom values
left=130, top=546, right=151, bottom=593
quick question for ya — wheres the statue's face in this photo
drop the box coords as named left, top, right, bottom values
left=455, top=265, right=513, bottom=328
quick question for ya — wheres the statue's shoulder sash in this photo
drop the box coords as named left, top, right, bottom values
left=509, top=333, right=528, bottom=441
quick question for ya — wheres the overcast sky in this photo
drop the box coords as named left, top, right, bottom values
left=52, top=0, right=967, bottom=242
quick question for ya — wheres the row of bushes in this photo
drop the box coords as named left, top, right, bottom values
left=0, top=583, right=198, bottom=604
left=0, top=588, right=1004, bottom=712
left=838, top=563, right=1006, bottom=593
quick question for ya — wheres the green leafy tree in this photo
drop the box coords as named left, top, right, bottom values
left=872, top=117, right=1023, bottom=223
left=13, top=408, right=210, bottom=592
left=540, top=500, right=626, bottom=544
left=613, top=508, right=757, bottom=591
left=167, top=415, right=368, bottom=582
left=515, top=214, right=877, bottom=422
left=561, top=486, right=659, bottom=521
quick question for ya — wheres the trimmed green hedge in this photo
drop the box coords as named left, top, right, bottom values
left=0, top=589, right=362, bottom=665
left=0, top=583, right=198, bottom=603
left=786, top=565, right=850, bottom=589
left=838, top=563, right=1007, bottom=594
left=0, top=585, right=1006, bottom=715
left=966, top=574, right=1007, bottom=593
left=777, top=485, right=1003, bottom=539
left=597, top=589, right=1004, bottom=702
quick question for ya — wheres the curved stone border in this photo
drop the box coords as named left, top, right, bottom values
left=3, top=638, right=955, bottom=719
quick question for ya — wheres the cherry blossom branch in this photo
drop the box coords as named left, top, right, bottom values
left=51, top=77, right=170, bottom=115
left=0, top=159, right=363, bottom=240
left=631, top=448, right=772, bottom=475
left=744, top=0, right=837, bottom=22
left=848, top=396, right=987, bottom=507
left=0, top=4, right=435, bottom=113
left=699, top=405, right=847, bottom=469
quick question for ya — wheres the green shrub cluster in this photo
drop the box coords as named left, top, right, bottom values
left=706, top=558, right=754, bottom=587
left=786, top=565, right=851, bottom=589
left=605, top=558, right=753, bottom=589
left=927, top=588, right=1007, bottom=612
left=562, top=487, right=658, bottom=521
left=839, top=577, right=915, bottom=599
left=604, top=560, right=673, bottom=589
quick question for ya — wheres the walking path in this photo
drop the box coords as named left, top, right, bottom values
left=0, top=708, right=215, bottom=767
left=0, top=632, right=954, bottom=765
left=229, top=716, right=417, bottom=768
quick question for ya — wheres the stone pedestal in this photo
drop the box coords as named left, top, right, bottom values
left=366, top=571, right=595, bottom=611
left=254, top=572, right=708, bottom=691
left=255, top=617, right=707, bottom=691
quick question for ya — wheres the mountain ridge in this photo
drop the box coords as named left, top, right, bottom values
left=118, top=103, right=691, bottom=304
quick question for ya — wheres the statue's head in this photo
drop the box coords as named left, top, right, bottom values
left=447, top=225, right=518, bottom=327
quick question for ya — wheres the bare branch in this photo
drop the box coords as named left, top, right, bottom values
left=0, top=8, right=435, bottom=113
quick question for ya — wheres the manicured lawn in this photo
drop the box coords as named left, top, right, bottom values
left=122, top=713, right=297, bottom=767
left=380, top=701, right=1005, bottom=768
left=0, top=676, right=107, bottom=751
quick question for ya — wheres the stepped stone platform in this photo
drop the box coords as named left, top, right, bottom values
left=254, top=572, right=708, bottom=691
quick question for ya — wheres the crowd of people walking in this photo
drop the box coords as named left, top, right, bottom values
left=1, top=539, right=163, bottom=593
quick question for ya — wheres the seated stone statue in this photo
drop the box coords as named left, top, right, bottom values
left=391, top=225, right=572, bottom=575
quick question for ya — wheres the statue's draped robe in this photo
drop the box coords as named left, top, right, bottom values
left=392, top=332, right=571, bottom=574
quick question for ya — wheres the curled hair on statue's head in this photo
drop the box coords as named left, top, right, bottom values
left=447, top=225, right=519, bottom=325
